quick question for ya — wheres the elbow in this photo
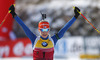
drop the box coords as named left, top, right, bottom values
left=58, top=33, right=64, bottom=39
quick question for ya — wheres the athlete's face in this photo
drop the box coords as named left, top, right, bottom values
left=39, top=29, right=49, bottom=38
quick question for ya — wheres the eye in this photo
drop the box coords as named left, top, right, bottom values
left=40, top=29, right=49, bottom=32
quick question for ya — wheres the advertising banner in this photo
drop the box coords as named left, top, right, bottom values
left=0, top=38, right=32, bottom=57
left=0, top=0, right=15, bottom=40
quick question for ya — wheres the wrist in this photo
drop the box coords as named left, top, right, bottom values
left=11, top=12, right=17, bottom=18
left=13, top=12, right=17, bottom=18
left=74, top=15, right=78, bottom=19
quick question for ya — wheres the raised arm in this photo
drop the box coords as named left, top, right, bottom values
left=14, top=16, right=37, bottom=41
left=9, top=5, right=37, bottom=44
left=52, top=7, right=80, bottom=45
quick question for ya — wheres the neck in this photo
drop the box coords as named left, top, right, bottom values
left=40, top=35, right=49, bottom=40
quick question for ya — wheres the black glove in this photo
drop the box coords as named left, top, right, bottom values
left=74, top=7, right=80, bottom=19
left=9, top=5, right=16, bottom=18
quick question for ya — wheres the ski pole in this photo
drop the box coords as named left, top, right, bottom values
left=0, top=12, right=9, bottom=27
left=73, top=7, right=100, bottom=34
left=0, top=4, right=15, bottom=27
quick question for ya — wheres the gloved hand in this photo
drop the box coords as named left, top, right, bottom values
left=9, top=5, right=16, bottom=18
left=74, top=7, right=80, bottom=19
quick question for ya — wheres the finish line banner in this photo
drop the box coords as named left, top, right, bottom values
left=0, top=38, right=33, bottom=57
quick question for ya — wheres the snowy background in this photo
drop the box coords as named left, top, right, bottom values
left=13, top=0, right=100, bottom=37
left=1, top=0, right=100, bottom=60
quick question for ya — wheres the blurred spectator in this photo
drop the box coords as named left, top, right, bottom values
left=14, top=0, right=100, bottom=37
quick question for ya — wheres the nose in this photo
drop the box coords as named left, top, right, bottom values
left=43, top=31, right=47, bottom=33
left=42, top=31, right=48, bottom=33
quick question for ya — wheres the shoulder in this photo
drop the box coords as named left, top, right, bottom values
left=35, top=36, right=40, bottom=40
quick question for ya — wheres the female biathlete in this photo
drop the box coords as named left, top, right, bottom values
left=9, top=5, right=80, bottom=60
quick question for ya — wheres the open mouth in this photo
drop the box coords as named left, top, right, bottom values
left=43, top=34, right=47, bottom=36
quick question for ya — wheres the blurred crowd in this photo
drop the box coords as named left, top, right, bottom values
left=13, top=0, right=100, bottom=38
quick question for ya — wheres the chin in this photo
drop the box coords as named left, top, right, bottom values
left=43, top=36, right=47, bottom=38
left=42, top=35, right=48, bottom=38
